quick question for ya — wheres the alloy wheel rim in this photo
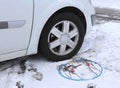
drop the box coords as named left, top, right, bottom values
left=48, top=20, right=79, bottom=56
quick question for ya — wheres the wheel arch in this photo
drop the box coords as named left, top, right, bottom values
left=51, top=7, right=87, bottom=33
left=41, top=7, right=87, bottom=37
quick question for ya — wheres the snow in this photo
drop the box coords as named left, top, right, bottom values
left=92, top=0, right=120, bottom=10
left=0, top=21, right=120, bottom=88
left=1, top=1, right=120, bottom=88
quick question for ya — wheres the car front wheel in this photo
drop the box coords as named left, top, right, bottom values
left=39, top=12, right=85, bottom=61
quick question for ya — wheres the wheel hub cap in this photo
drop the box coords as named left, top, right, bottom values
left=60, top=34, right=69, bottom=45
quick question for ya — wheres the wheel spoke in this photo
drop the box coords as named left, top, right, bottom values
left=69, top=29, right=78, bottom=38
left=59, top=44, right=66, bottom=54
left=67, top=40, right=76, bottom=49
left=49, top=39, right=60, bottom=49
left=51, top=27, right=62, bottom=38
left=63, top=21, right=70, bottom=33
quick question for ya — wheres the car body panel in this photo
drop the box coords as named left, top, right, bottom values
left=0, top=0, right=33, bottom=61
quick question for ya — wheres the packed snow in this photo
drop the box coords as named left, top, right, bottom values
left=0, top=1, right=120, bottom=88
left=92, top=0, right=120, bottom=10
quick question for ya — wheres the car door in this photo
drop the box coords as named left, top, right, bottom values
left=0, top=0, right=33, bottom=55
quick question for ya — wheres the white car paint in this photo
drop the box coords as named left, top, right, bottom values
left=0, top=0, right=95, bottom=61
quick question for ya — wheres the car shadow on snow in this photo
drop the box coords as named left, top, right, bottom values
left=0, top=54, right=47, bottom=72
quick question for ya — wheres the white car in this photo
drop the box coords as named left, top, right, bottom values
left=0, top=0, right=95, bottom=61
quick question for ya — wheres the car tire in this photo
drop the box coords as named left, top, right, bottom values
left=39, top=12, right=85, bottom=61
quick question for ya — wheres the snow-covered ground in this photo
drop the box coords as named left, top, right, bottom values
left=92, top=0, right=120, bottom=10
left=1, top=1, right=120, bottom=88
left=1, top=20, right=120, bottom=88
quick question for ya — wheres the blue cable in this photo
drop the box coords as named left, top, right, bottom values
left=58, top=59, right=103, bottom=81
